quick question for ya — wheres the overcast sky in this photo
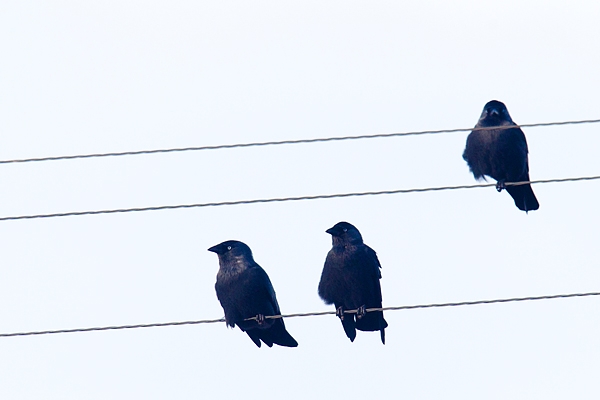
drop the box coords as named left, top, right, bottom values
left=1, top=1, right=599, bottom=399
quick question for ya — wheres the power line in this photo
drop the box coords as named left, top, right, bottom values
left=1, top=118, right=599, bottom=165
left=1, top=291, right=598, bottom=338
left=0, top=175, right=598, bottom=222
left=0, top=319, right=225, bottom=337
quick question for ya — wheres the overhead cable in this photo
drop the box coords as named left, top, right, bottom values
left=0, top=175, right=598, bottom=222
left=1, top=291, right=598, bottom=338
left=1, top=118, right=599, bottom=165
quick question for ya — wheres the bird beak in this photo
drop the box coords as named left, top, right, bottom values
left=325, top=227, right=335, bottom=235
left=207, top=245, right=220, bottom=253
left=489, top=109, right=499, bottom=117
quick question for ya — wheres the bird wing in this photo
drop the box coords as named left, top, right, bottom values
left=244, top=265, right=281, bottom=316
left=354, top=245, right=388, bottom=336
left=218, top=265, right=280, bottom=334
left=360, top=245, right=384, bottom=302
left=214, top=264, right=279, bottom=329
left=498, top=126, right=530, bottom=181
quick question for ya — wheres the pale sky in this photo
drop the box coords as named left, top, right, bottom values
left=1, top=1, right=599, bottom=399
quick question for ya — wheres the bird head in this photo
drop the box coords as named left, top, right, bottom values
left=208, top=240, right=254, bottom=264
left=479, top=100, right=513, bottom=126
left=326, top=221, right=363, bottom=245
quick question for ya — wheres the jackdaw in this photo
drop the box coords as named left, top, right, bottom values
left=208, top=240, right=298, bottom=348
left=463, top=100, right=539, bottom=212
left=318, top=222, right=388, bottom=344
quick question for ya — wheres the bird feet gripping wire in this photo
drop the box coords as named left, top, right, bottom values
left=496, top=180, right=506, bottom=192
left=336, top=306, right=345, bottom=321
left=356, top=305, right=366, bottom=319
left=255, top=314, right=266, bottom=326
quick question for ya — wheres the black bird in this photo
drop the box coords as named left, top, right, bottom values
left=463, top=100, right=539, bottom=212
left=318, top=222, right=388, bottom=344
left=208, top=240, right=298, bottom=348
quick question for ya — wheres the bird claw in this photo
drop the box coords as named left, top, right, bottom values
left=496, top=180, right=506, bottom=192
left=356, top=305, right=366, bottom=319
left=336, top=306, right=345, bottom=321
left=256, top=314, right=265, bottom=326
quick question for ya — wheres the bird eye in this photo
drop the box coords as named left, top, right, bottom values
left=343, top=228, right=347, bottom=232
left=227, top=246, right=232, bottom=250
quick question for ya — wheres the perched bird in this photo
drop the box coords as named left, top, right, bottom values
left=208, top=240, right=298, bottom=348
left=318, top=222, right=388, bottom=344
left=463, top=100, right=539, bottom=212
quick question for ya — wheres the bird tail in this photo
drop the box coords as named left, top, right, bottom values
left=261, top=319, right=298, bottom=348
left=355, top=311, right=388, bottom=344
left=245, top=330, right=263, bottom=348
left=341, top=317, right=357, bottom=342
left=355, top=310, right=388, bottom=332
left=506, top=183, right=539, bottom=212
